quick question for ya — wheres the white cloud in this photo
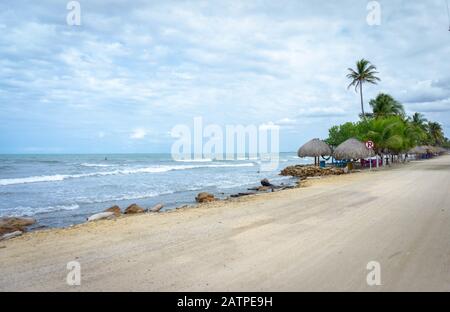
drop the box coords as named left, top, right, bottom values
left=277, top=118, right=297, bottom=125
left=130, top=128, right=147, bottom=140
left=0, top=0, right=449, bottom=153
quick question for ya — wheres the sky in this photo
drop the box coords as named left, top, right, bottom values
left=0, top=0, right=449, bottom=153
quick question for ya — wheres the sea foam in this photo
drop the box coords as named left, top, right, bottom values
left=0, top=204, right=80, bottom=217
left=0, top=163, right=255, bottom=186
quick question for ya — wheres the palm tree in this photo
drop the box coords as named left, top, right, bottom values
left=369, top=93, right=405, bottom=118
left=347, top=59, right=381, bottom=118
left=363, top=116, right=402, bottom=153
left=410, top=112, right=428, bottom=130
left=362, top=116, right=411, bottom=165
left=407, top=112, right=429, bottom=145
left=427, top=122, right=445, bottom=145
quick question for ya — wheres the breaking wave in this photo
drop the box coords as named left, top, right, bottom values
left=0, top=204, right=80, bottom=217
left=0, top=163, right=255, bottom=186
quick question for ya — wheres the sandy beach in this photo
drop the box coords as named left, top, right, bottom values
left=0, top=155, right=449, bottom=291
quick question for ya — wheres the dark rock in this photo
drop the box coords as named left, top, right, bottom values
left=124, top=204, right=145, bottom=214
left=105, top=205, right=121, bottom=216
left=230, top=192, right=255, bottom=198
left=260, top=178, right=274, bottom=187
left=0, top=225, right=23, bottom=236
left=0, top=217, right=36, bottom=227
left=248, top=186, right=272, bottom=192
left=0, top=217, right=36, bottom=236
left=195, top=192, right=216, bottom=203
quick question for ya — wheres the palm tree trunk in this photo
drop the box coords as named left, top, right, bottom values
left=359, top=82, right=365, bottom=118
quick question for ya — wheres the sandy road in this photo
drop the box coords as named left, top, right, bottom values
left=1, top=155, right=449, bottom=291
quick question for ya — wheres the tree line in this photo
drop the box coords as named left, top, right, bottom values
left=325, top=59, right=449, bottom=155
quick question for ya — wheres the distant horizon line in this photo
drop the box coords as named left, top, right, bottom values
left=0, top=152, right=297, bottom=155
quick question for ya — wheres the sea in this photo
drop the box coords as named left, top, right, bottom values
left=0, top=153, right=311, bottom=228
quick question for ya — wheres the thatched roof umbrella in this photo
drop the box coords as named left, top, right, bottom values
left=408, top=146, right=427, bottom=154
left=424, top=145, right=438, bottom=154
left=297, top=138, right=332, bottom=157
left=333, top=138, right=374, bottom=160
left=297, top=138, right=331, bottom=166
left=437, top=147, right=448, bottom=154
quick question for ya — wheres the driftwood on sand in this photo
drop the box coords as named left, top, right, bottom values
left=230, top=192, right=255, bottom=198
left=234, top=179, right=296, bottom=198
left=1, top=230, right=23, bottom=241
left=87, top=212, right=115, bottom=222
left=149, top=203, right=164, bottom=213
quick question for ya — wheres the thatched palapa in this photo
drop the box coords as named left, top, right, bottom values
left=437, top=147, right=448, bottom=154
left=297, top=138, right=332, bottom=157
left=408, top=146, right=427, bottom=155
left=333, top=138, right=374, bottom=160
left=423, top=145, right=443, bottom=154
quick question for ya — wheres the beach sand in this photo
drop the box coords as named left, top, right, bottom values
left=0, top=155, right=449, bottom=291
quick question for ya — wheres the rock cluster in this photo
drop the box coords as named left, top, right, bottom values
left=104, top=205, right=122, bottom=216
left=124, top=204, right=146, bottom=214
left=87, top=202, right=165, bottom=222
left=280, top=165, right=345, bottom=179
left=0, top=217, right=36, bottom=240
left=195, top=192, right=216, bottom=203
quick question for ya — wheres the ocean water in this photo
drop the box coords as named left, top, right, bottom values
left=0, top=153, right=310, bottom=228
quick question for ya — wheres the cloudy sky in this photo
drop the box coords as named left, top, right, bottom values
left=0, top=0, right=449, bottom=153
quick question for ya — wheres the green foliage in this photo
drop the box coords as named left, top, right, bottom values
left=361, top=116, right=408, bottom=153
left=347, top=59, right=381, bottom=117
left=369, top=93, right=405, bottom=118
left=410, top=112, right=427, bottom=130
left=346, top=59, right=381, bottom=91
left=427, top=122, right=445, bottom=146
left=442, top=138, right=450, bottom=148
left=339, top=59, right=446, bottom=152
left=326, top=92, right=446, bottom=153
left=325, top=122, right=360, bottom=147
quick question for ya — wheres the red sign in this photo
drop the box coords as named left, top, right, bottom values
left=365, top=141, right=374, bottom=149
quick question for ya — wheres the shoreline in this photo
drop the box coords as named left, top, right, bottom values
left=1, top=158, right=411, bottom=240
left=0, top=154, right=303, bottom=229
left=0, top=164, right=367, bottom=245
left=1, top=159, right=414, bottom=239
left=1, top=155, right=449, bottom=291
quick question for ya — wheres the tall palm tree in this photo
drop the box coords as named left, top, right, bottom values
left=369, top=93, right=405, bottom=118
left=427, top=121, right=445, bottom=145
left=410, top=112, right=428, bottom=130
left=347, top=59, right=381, bottom=118
left=407, top=112, right=429, bottom=145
